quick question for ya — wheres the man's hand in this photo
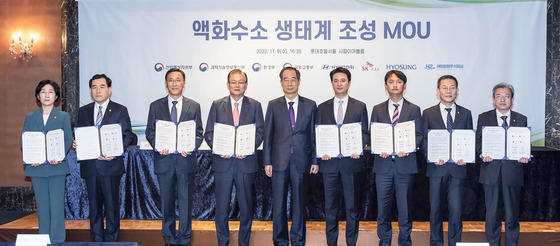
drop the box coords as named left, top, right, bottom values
left=98, top=156, right=115, bottom=161
left=310, top=165, right=319, bottom=174
left=481, top=154, right=493, bottom=162
left=321, top=154, right=331, bottom=161
left=265, top=165, right=272, bottom=177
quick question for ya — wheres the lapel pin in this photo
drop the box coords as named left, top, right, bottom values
left=109, top=109, right=112, bottom=112
left=54, top=116, right=57, bottom=119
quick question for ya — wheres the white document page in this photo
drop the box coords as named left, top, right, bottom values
left=155, top=120, right=177, bottom=153
left=370, top=122, right=394, bottom=154
left=235, top=124, right=256, bottom=156
left=212, top=123, right=236, bottom=156
left=315, top=124, right=341, bottom=158
left=451, top=129, right=476, bottom=163
left=506, top=127, right=531, bottom=160
left=177, top=120, right=197, bottom=153
left=46, top=129, right=66, bottom=162
left=482, top=126, right=506, bottom=159
left=100, top=123, right=124, bottom=157
left=427, top=129, right=450, bottom=163
left=75, top=126, right=101, bottom=160
left=22, top=131, right=47, bottom=164
left=394, top=120, right=416, bottom=154
left=340, top=122, right=363, bottom=157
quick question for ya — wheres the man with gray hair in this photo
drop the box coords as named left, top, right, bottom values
left=475, top=82, right=530, bottom=246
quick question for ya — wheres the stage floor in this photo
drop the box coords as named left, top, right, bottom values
left=1, top=214, right=559, bottom=245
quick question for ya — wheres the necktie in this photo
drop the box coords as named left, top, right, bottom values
left=289, top=101, right=295, bottom=130
left=445, top=108, right=453, bottom=131
left=337, top=100, right=344, bottom=125
left=392, top=103, right=399, bottom=124
left=95, top=106, right=103, bottom=127
left=171, top=101, right=178, bottom=123
left=233, top=102, right=240, bottom=126
left=501, top=115, right=508, bottom=127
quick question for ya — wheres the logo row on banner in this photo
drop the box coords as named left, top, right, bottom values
left=154, top=62, right=464, bottom=73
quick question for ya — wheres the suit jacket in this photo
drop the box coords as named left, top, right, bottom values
left=263, top=95, right=317, bottom=173
left=204, top=96, right=264, bottom=173
left=422, top=103, right=473, bottom=178
left=316, top=97, right=369, bottom=173
left=21, top=107, right=73, bottom=177
left=370, top=99, right=423, bottom=174
left=77, top=100, right=134, bottom=178
left=145, top=96, right=204, bottom=174
left=476, top=109, right=527, bottom=187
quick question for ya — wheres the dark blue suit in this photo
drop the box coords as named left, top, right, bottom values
left=263, top=95, right=317, bottom=246
left=145, top=96, right=203, bottom=245
left=476, top=109, right=527, bottom=246
left=204, top=96, right=264, bottom=246
left=370, top=99, right=422, bottom=246
left=77, top=100, right=134, bottom=242
left=316, top=97, right=368, bottom=246
left=422, top=103, right=473, bottom=246
left=22, top=107, right=73, bottom=242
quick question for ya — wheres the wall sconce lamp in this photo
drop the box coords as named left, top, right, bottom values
left=9, top=31, right=35, bottom=62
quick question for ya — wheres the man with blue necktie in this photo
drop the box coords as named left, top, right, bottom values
left=145, top=68, right=204, bottom=246
left=75, top=74, right=134, bottom=242
left=422, top=75, right=473, bottom=246
left=476, top=82, right=530, bottom=246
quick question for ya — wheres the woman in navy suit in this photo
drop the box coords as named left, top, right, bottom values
left=21, top=80, right=73, bottom=242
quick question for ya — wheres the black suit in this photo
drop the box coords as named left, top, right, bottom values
left=145, top=96, right=204, bottom=245
left=77, top=100, right=134, bottom=242
left=370, top=99, right=422, bottom=246
left=476, top=109, right=527, bottom=246
left=316, top=97, right=368, bottom=246
left=204, top=96, right=264, bottom=246
left=263, top=95, right=317, bottom=246
left=422, top=103, right=473, bottom=246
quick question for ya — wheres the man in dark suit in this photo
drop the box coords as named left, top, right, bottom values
left=145, top=68, right=204, bottom=246
left=75, top=74, right=134, bottom=242
left=204, top=69, right=264, bottom=246
left=476, top=82, right=530, bottom=246
left=370, top=70, right=422, bottom=246
left=263, top=67, right=318, bottom=246
left=316, top=67, right=368, bottom=246
left=422, top=75, right=473, bottom=246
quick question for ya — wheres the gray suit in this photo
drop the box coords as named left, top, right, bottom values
left=145, top=96, right=204, bottom=245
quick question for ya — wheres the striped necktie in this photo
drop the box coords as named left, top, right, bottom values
left=95, top=106, right=103, bottom=127
left=392, top=103, right=399, bottom=124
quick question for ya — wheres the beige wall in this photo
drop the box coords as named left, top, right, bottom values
left=0, top=0, right=63, bottom=186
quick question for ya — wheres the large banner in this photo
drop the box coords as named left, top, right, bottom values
left=79, top=0, right=546, bottom=146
